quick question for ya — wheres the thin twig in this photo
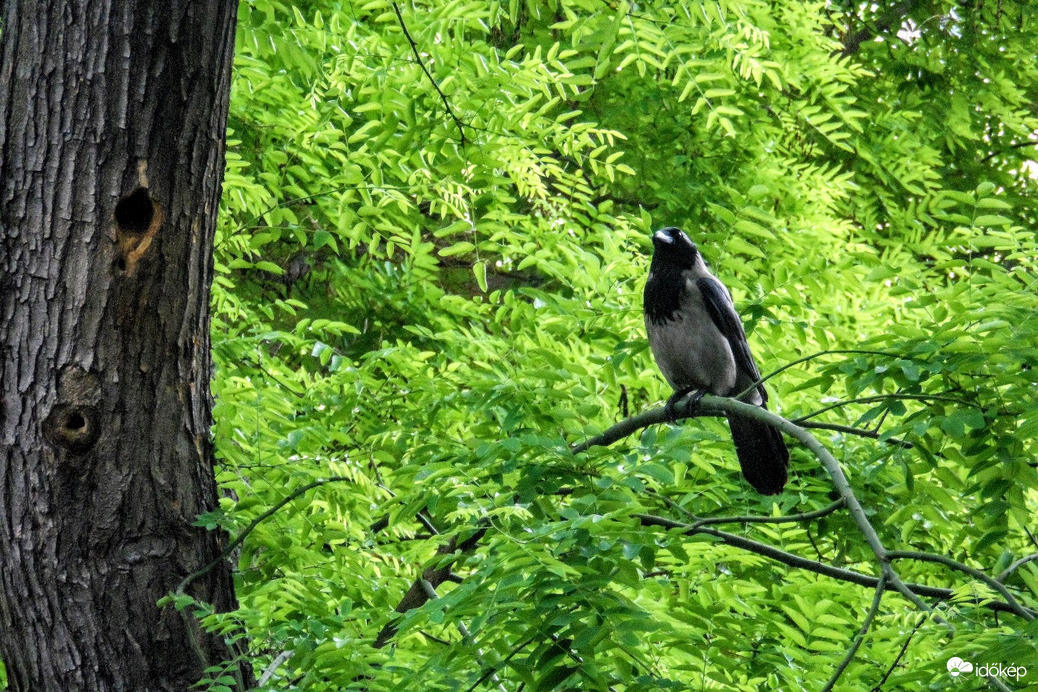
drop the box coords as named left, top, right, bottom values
left=795, top=393, right=979, bottom=424
left=734, top=348, right=902, bottom=401
left=465, top=633, right=540, bottom=692
left=648, top=488, right=843, bottom=528
left=997, top=552, right=1038, bottom=583
left=979, top=139, right=1038, bottom=163
left=886, top=550, right=1035, bottom=620
left=822, top=575, right=886, bottom=692
left=416, top=511, right=440, bottom=535
left=798, top=420, right=912, bottom=449
left=806, top=527, right=826, bottom=562
left=391, top=1, right=467, bottom=146
left=690, top=499, right=845, bottom=529
left=419, top=580, right=507, bottom=692
left=176, top=476, right=353, bottom=595
left=632, top=514, right=1024, bottom=615
left=870, top=617, right=924, bottom=690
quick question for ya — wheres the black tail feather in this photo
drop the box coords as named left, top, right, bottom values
left=726, top=412, right=789, bottom=495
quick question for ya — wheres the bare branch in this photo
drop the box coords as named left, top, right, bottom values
left=391, top=1, right=467, bottom=146
left=997, top=553, right=1038, bottom=583
left=176, top=476, right=354, bottom=596
left=886, top=550, right=1035, bottom=621
left=870, top=617, right=924, bottom=691
left=633, top=513, right=1025, bottom=616
left=822, top=575, right=886, bottom=692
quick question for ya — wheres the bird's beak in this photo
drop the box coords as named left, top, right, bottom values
left=653, top=230, right=673, bottom=245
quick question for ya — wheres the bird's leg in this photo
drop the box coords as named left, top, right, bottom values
left=665, top=386, right=695, bottom=420
left=665, top=387, right=706, bottom=421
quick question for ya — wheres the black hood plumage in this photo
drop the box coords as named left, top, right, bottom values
left=649, top=227, right=700, bottom=270
left=644, top=227, right=702, bottom=325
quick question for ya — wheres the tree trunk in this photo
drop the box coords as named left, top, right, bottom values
left=0, top=2, right=252, bottom=689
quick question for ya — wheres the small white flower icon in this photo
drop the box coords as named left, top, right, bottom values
left=947, top=657, right=974, bottom=676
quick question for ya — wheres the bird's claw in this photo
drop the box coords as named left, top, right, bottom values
left=665, top=387, right=706, bottom=421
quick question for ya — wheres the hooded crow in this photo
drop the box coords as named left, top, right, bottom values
left=643, top=227, right=789, bottom=495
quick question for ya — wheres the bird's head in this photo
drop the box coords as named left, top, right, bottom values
left=650, top=227, right=699, bottom=268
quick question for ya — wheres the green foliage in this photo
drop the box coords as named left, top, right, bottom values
left=207, top=0, right=1038, bottom=689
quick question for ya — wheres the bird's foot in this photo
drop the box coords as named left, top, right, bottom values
left=665, top=387, right=706, bottom=421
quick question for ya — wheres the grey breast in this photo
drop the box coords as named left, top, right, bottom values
left=645, top=275, right=738, bottom=395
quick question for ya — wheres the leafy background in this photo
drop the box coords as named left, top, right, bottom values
left=197, top=0, right=1038, bottom=689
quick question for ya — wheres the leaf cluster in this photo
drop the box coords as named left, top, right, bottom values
left=202, top=1, right=1038, bottom=690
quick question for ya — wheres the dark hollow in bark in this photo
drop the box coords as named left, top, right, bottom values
left=114, top=187, right=157, bottom=235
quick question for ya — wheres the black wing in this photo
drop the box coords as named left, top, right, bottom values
left=695, top=276, right=766, bottom=402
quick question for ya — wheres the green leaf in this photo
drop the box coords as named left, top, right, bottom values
left=473, top=261, right=488, bottom=292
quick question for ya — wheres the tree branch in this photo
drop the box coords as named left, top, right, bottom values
left=373, top=523, right=489, bottom=648
left=980, top=138, right=1038, bottom=163
left=839, top=0, right=926, bottom=57
left=465, top=633, right=539, bottom=692
left=997, top=553, right=1038, bottom=583
left=727, top=397, right=953, bottom=623
left=580, top=395, right=954, bottom=625
left=377, top=388, right=1036, bottom=655
left=870, top=616, right=924, bottom=691
left=734, top=348, right=902, bottom=401
left=797, top=420, right=912, bottom=449
left=633, top=513, right=1024, bottom=615
left=391, top=1, right=467, bottom=146
left=794, top=392, right=979, bottom=424
left=886, top=550, right=1035, bottom=620
left=175, top=476, right=354, bottom=597
left=688, top=499, right=845, bottom=529
left=571, top=404, right=677, bottom=453
left=418, top=580, right=508, bottom=692
left=822, top=575, right=886, bottom=692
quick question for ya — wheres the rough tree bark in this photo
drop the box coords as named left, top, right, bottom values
left=0, top=2, right=252, bottom=689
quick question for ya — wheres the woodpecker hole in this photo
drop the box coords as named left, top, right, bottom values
left=115, top=187, right=155, bottom=234
left=113, top=187, right=162, bottom=277
left=65, top=411, right=86, bottom=430
left=44, top=404, right=101, bottom=454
